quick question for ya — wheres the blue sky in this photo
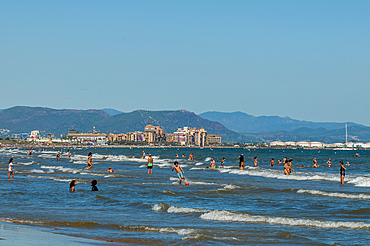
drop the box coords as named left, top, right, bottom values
left=1, top=1, right=369, bottom=125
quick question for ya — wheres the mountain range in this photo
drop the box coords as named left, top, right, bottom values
left=1, top=106, right=369, bottom=143
left=0, top=107, right=249, bottom=142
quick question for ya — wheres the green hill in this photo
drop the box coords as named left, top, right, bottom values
left=96, top=109, right=250, bottom=142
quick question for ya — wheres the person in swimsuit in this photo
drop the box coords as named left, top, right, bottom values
left=107, top=167, right=114, bottom=173
left=172, top=161, right=187, bottom=184
left=270, top=158, right=274, bottom=167
left=91, top=180, right=98, bottom=191
left=313, top=158, right=318, bottom=168
left=57, top=151, right=60, bottom=161
left=254, top=156, right=258, bottom=167
left=87, top=152, right=93, bottom=169
left=147, top=154, right=153, bottom=174
left=326, top=158, right=331, bottom=167
left=238, top=154, right=244, bottom=168
left=339, top=161, right=346, bottom=184
left=8, top=158, right=14, bottom=179
left=142, top=151, right=145, bottom=159
left=27, top=149, right=32, bottom=156
left=67, top=150, right=71, bottom=159
left=284, top=160, right=290, bottom=175
left=69, top=180, right=77, bottom=192
left=220, top=157, right=225, bottom=168
left=209, top=157, right=216, bottom=169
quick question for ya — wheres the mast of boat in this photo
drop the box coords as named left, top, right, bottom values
left=345, top=123, right=348, bottom=146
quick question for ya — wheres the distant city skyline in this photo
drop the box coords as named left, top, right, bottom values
left=1, top=1, right=370, bottom=125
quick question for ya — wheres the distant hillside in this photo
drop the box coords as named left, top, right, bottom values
left=199, top=111, right=364, bottom=133
left=0, top=107, right=249, bottom=142
left=101, top=108, right=123, bottom=116
left=0, top=106, right=109, bottom=135
left=244, top=125, right=370, bottom=143
left=96, top=110, right=250, bottom=142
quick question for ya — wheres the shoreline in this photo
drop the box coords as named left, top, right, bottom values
left=0, top=220, right=154, bottom=246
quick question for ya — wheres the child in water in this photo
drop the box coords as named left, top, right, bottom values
left=172, top=161, right=187, bottom=184
left=91, top=180, right=98, bottom=191
left=69, top=180, right=77, bottom=192
left=220, top=157, right=225, bottom=168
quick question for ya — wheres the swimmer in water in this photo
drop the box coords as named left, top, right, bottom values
left=142, top=151, right=145, bottom=159
left=67, top=150, right=71, bottom=159
left=254, top=156, right=258, bottom=167
left=57, top=151, right=60, bottom=161
left=270, top=158, right=274, bottom=167
left=91, top=180, right=98, bottom=191
left=172, top=161, right=187, bottom=184
left=326, top=158, right=331, bottom=167
left=87, top=152, right=93, bottom=169
left=107, top=167, right=114, bottom=173
left=313, top=158, right=318, bottom=168
left=220, top=157, right=225, bottom=168
left=69, top=180, right=77, bottom=192
left=8, top=158, right=14, bottom=179
left=340, top=161, right=346, bottom=185
left=27, top=149, right=32, bottom=156
left=209, top=157, right=216, bottom=169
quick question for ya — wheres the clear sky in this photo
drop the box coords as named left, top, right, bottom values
left=1, top=1, right=369, bottom=125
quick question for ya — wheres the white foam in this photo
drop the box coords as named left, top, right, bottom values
left=19, top=161, right=35, bottom=166
left=200, top=210, right=370, bottom=229
left=167, top=206, right=210, bottom=214
left=219, top=184, right=240, bottom=190
left=195, top=162, right=204, bottom=166
left=152, top=203, right=165, bottom=212
left=30, top=169, right=44, bottom=173
left=347, top=177, right=370, bottom=187
left=297, top=189, right=370, bottom=199
left=159, top=227, right=196, bottom=235
left=204, top=157, right=211, bottom=162
left=190, top=167, right=207, bottom=170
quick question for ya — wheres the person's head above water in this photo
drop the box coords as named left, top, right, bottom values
left=70, top=180, right=76, bottom=188
left=91, top=180, right=97, bottom=186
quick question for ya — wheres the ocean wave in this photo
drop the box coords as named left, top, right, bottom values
left=347, top=177, right=370, bottom=187
left=199, top=210, right=370, bottom=230
left=218, top=184, right=240, bottom=190
left=297, top=189, right=370, bottom=199
left=152, top=203, right=209, bottom=214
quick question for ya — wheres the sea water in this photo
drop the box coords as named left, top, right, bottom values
left=1, top=147, right=369, bottom=245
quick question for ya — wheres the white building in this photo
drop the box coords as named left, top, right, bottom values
left=284, top=141, right=296, bottom=146
left=310, top=142, right=324, bottom=148
left=67, top=132, right=108, bottom=145
left=296, top=141, right=310, bottom=147
left=270, top=141, right=285, bottom=146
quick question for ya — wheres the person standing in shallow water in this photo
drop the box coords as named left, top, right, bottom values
left=313, top=158, right=318, bottom=168
left=87, top=152, right=93, bottom=169
left=147, top=154, right=153, bottom=174
left=8, top=158, right=14, bottom=179
left=56, top=151, right=60, bottom=161
left=340, top=161, right=346, bottom=185
left=254, top=156, right=258, bottom=167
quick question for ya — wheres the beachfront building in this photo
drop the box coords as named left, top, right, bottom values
left=67, top=132, right=108, bottom=145
left=362, top=143, right=370, bottom=148
left=173, top=127, right=207, bottom=147
left=173, top=128, right=187, bottom=145
left=165, top=134, right=174, bottom=142
left=310, top=142, right=324, bottom=148
left=285, top=141, right=296, bottom=146
left=206, top=134, right=221, bottom=145
left=30, top=130, right=40, bottom=139
left=144, top=124, right=165, bottom=144
left=296, top=141, right=311, bottom=147
left=270, top=141, right=285, bottom=147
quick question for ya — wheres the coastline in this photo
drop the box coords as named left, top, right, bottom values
left=0, top=221, right=152, bottom=246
